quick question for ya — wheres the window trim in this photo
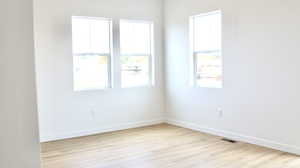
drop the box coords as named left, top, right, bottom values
left=72, top=16, right=113, bottom=91
left=189, top=10, right=223, bottom=88
left=119, top=19, right=155, bottom=88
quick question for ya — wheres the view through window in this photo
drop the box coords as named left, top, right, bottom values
left=191, top=11, right=222, bottom=88
left=72, top=17, right=112, bottom=91
left=120, top=20, right=154, bottom=88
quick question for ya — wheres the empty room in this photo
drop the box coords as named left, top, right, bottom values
left=1, top=0, right=300, bottom=168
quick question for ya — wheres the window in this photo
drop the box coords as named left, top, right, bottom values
left=72, top=17, right=112, bottom=91
left=190, top=11, right=222, bottom=88
left=120, top=20, right=154, bottom=88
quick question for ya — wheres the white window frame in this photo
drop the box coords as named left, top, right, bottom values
left=119, top=19, right=155, bottom=88
left=72, top=16, right=114, bottom=91
left=189, top=10, right=223, bottom=88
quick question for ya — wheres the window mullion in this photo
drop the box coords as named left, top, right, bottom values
left=193, top=52, right=198, bottom=85
left=112, top=18, right=121, bottom=89
left=149, top=23, right=154, bottom=85
left=107, top=20, right=113, bottom=88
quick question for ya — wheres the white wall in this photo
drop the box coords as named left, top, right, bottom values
left=35, top=0, right=300, bottom=155
left=0, top=0, right=41, bottom=167
left=164, top=0, right=300, bottom=155
left=34, top=0, right=165, bottom=142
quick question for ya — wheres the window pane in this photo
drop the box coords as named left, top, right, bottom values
left=192, top=11, right=222, bottom=88
left=194, top=12, right=221, bottom=52
left=121, top=56, right=149, bottom=88
left=196, top=52, right=222, bottom=88
left=120, top=20, right=153, bottom=88
left=72, top=17, right=110, bottom=54
left=120, top=21, right=151, bottom=55
left=74, top=56, right=109, bottom=90
left=72, top=17, right=111, bottom=91
left=72, top=18, right=90, bottom=54
left=90, top=19, right=111, bottom=54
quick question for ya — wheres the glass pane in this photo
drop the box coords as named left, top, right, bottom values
left=121, top=56, right=149, bottom=88
left=90, top=19, right=111, bottom=54
left=194, top=12, right=221, bottom=52
left=74, top=56, right=109, bottom=90
left=72, top=18, right=90, bottom=54
left=196, top=52, right=222, bottom=88
left=72, top=17, right=111, bottom=91
left=120, top=21, right=152, bottom=55
left=72, top=17, right=111, bottom=54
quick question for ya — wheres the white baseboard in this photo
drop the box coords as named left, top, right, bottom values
left=40, top=118, right=164, bottom=142
left=41, top=118, right=300, bottom=156
left=166, top=119, right=300, bottom=156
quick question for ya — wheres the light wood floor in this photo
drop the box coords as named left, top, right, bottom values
left=41, top=124, right=300, bottom=168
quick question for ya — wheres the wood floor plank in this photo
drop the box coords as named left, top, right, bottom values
left=41, top=124, right=300, bottom=168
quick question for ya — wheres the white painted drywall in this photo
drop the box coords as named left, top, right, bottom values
left=34, top=0, right=165, bottom=142
left=164, top=0, right=300, bottom=154
left=0, top=0, right=41, bottom=167
left=34, top=0, right=300, bottom=155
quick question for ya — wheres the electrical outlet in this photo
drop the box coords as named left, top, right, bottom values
left=90, top=109, right=96, bottom=120
left=217, top=107, right=223, bottom=118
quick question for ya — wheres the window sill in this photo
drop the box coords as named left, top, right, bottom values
left=73, top=87, right=112, bottom=92
left=121, top=84, right=155, bottom=89
left=193, top=85, right=223, bottom=89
